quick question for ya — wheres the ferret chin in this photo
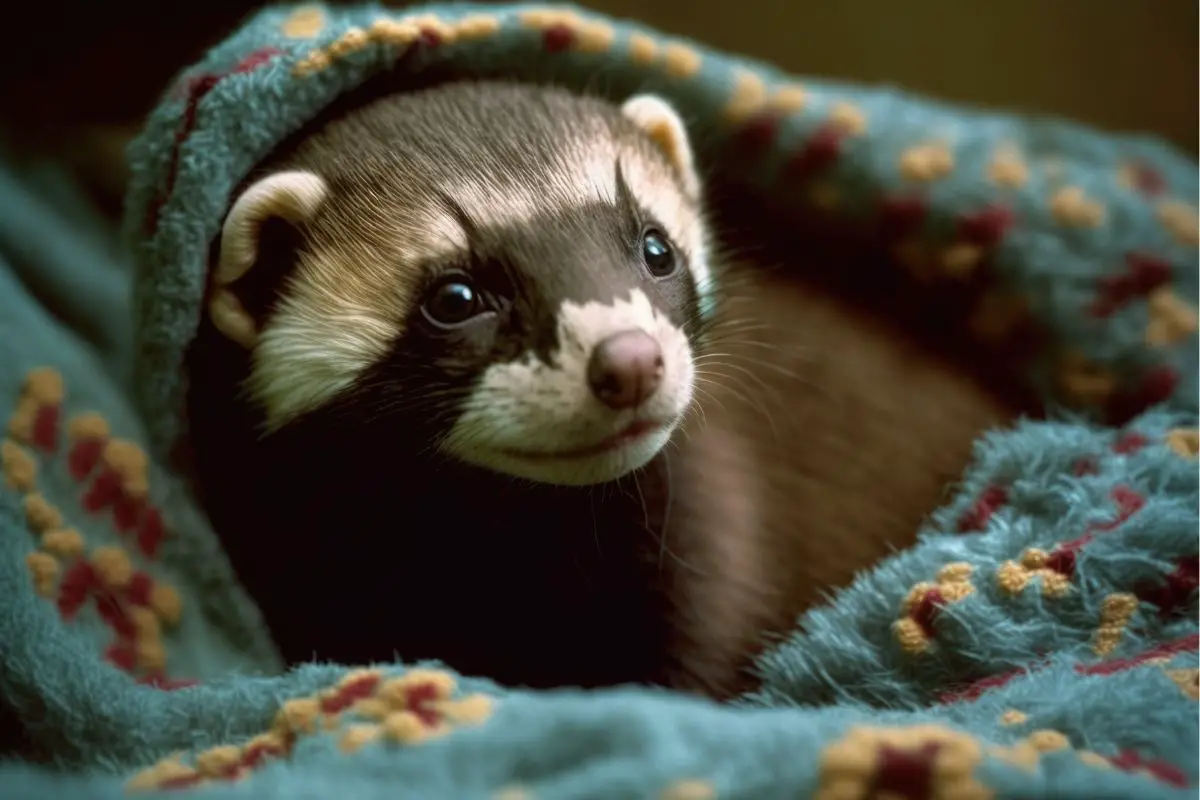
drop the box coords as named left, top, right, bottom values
left=184, top=79, right=1020, bottom=699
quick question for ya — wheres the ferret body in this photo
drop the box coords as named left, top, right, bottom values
left=184, top=81, right=1018, bottom=697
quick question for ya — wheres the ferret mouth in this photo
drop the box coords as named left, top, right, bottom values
left=502, top=419, right=669, bottom=461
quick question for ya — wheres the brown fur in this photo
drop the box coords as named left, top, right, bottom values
left=652, top=184, right=1029, bottom=695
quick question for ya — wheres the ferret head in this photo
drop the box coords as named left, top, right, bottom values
left=210, top=82, right=712, bottom=486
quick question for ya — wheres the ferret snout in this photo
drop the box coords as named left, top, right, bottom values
left=587, top=329, right=665, bottom=410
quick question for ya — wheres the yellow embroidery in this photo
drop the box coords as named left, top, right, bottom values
left=368, top=19, right=419, bottom=47
left=518, top=7, right=579, bottom=29
left=520, top=6, right=614, bottom=54
left=68, top=411, right=110, bottom=440
left=492, top=787, right=534, bottom=800
left=1026, top=729, right=1070, bottom=752
left=338, top=724, right=382, bottom=754
left=1164, top=668, right=1198, bottom=700
left=25, top=551, right=59, bottom=596
left=7, top=397, right=36, bottom=443
left=150, top=582, right=183, bottom=625
left=1144, top=287, right=1198, bottom=347
left=2, top=439, right=36, bottom=490
left=898, top=142, right=955, bottom=182
left=766, top=84, right=807, bottom=114
left=455, top=14, right=502, bottom=41
left=939, top=243, right=984, bottom=279
left=574, top=20, right=615, bottom=54
left=999, top=709, right=1028, bottom=726
left=1092, top=593, right=1138, bottom=657
left=24, top=493, right=63, bottom=532
left=326, top=26, right=370, bottom=58
left=125, top=754, right=200, bottom=792
left=295, top=11, right=507, bottom=77
left=818, top=725, right=989, bottom=800
left=828, top=101, right=867, bottom=137
left=660, top=779, right=716, bottom=799
left=662, top=43, right=702, bottom=78
left=723, top=69, right=767, bottom=123
left=1078, top=750, right=1112, bottom=769
left=988, top=145, right=1029, bottom=188
left=1165, top=428, right=1199, bottom=459
left=24, top=368, right=65, bottom=406
left=1157, top=200, right=1198, bottom=246
left=1055, top=350, right=1117, bottom=406
left=989, top=728, right=1072, bottom=773
left=996, top=548, right=1072, bottom=598
left=893, top=563, right=975, bottom=654
left=128, top=668, right=496, bottom=791
left=627, top=32, right=658, bottom=64
left=6, top=368, right=59, bottom=445
left=41, top=527, right=85, bottom=558
left=104, top=439, right=150, bottom=498
left=92, top=545, right=135, bottom=588
left=1049, top=186, right=1105, bottom=228
left=281, top=6, right=325, bottom=39
left=405, top=14, right=457, bottom=45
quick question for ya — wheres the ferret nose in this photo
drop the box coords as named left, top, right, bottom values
left=587, top=329, right=665, bottom=410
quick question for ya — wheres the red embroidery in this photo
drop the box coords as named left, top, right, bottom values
left=1125, top=162, right=1167, bottom=197
left=1089, top=252, right=1173, bottom=318
left=1043, top=486, right=1145, bottom=578
left=405, top=681, right=445, bottom=727
left=1075, top=634, right=1199, bottom=676
left=32, top=405, right=60, bottom=452
left=1109, top=750, right=1189, bottom=788
left=785, top=122, right=844, bottom=181
left=733, top=111, right=783, bottom=153
left=147, top=47, right=284, bottom=233
left=938, top=667, right=1031, bottom=704
left=542, top=23, right=574, bottom=52
left=68, top=436, right=106, bottom=480
left=871, top=742, right=940, bottom=798
left=57, top=561, right=98, bottom=619
left=957, top=205, right=1015, bottom=247
left=1111, top=431, right=1149, bottom=455
left=137, top=508, right=166, bottom=559
left=878, top=195, right=928, bottom=241
left=956, top=484, right=1008, bottom=533
left=320, top=673, right=382, bottom=714
left=82, top=468, right=124, bottom=512
left=1137, top=557, right=1199, bottom=616
left=1105, top=366, right=1182, bottom=427
left=138, top=674, right=201, bottom=691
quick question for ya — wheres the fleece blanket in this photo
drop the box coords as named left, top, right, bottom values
left=1, top=3, right=1197, bottom=797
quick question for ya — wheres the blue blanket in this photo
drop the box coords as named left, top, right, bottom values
left=1, top=4, right=1196, bottom=797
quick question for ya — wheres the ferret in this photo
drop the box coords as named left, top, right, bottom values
left=184, top=80, right=1021, bottom=698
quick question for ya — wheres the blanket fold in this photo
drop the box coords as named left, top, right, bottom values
left=1, top=3, right=1196, bottom=797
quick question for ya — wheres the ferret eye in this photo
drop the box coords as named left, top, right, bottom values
left=422, top=277, right=481, bottom=328
left=641, top=229, right=677, bottom=278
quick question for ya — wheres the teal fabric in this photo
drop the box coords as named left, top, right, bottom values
left=1, top=3, right=1197, bottom=797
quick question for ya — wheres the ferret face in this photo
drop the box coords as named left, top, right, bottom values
left=209, top=83, right=712, bottom=486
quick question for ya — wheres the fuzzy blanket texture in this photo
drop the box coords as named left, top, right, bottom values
left=1, top=3, right=1198, bottom=798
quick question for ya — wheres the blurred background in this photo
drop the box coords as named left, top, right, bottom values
left=1, top=0, right=1195, bottom=216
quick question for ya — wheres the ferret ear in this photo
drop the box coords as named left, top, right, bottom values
left=621, top=94, right=701, bottom=200
left=210, top=170, right=328, bottom=348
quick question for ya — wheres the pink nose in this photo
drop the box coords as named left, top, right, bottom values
left=587, top=329, right=665, bottom=410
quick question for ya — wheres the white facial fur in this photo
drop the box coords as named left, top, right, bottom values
left=440, top=288, right=695, bottom=486
left=212, top=89, right=709, bottom=482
